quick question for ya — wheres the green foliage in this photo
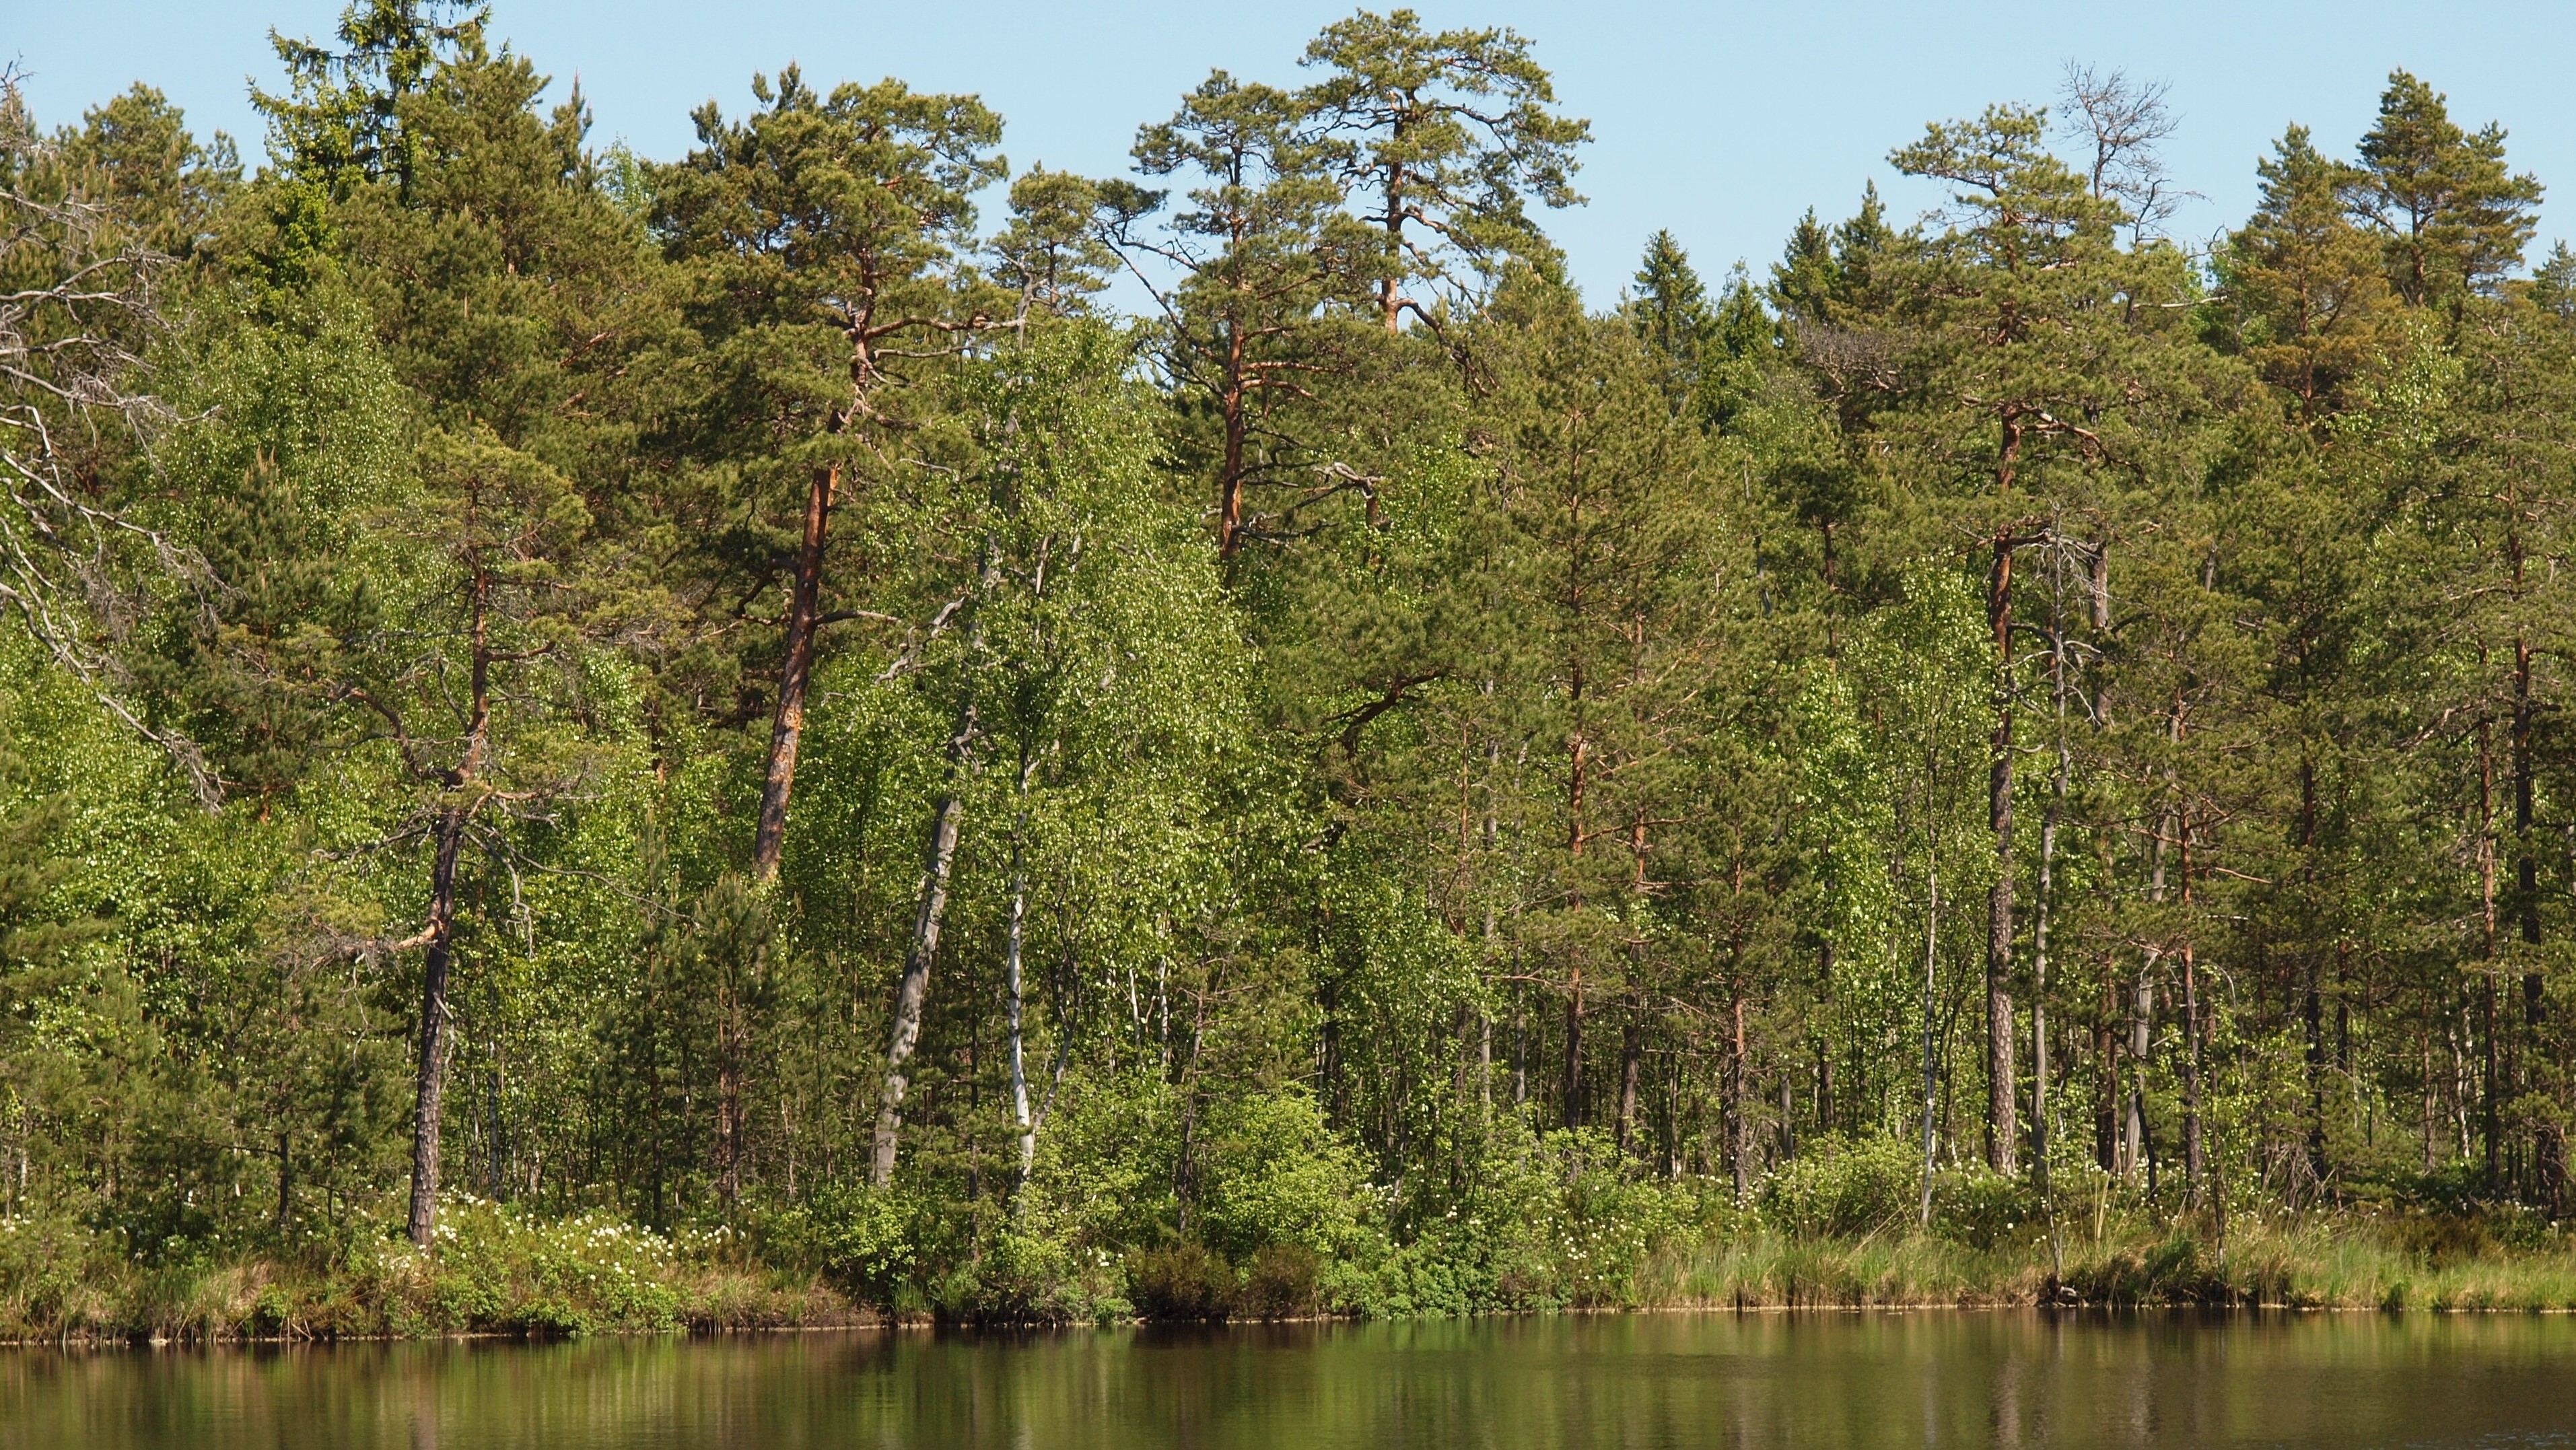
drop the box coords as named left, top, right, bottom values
left=391, top=1196, right=689, bottom=1334
left=3, top=3, right=2575, bottom=1340
left=1195, top=1089, right=1379, bottom=1260
left=1124, top=1243, right=1238, bottom=1321
left=1760, top=1135, right=1922, bottom=1239
left=763, top=1185, right=916, bottom=1301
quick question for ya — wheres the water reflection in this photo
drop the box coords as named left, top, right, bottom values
left=0, top=1313, right=2570, bottom=1449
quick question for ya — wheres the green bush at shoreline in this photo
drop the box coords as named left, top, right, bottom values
left=9, top=1140, right=2575, bottom=1342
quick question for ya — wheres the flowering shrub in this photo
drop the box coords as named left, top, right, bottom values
left=361, top=1196, right=687, bottom=1336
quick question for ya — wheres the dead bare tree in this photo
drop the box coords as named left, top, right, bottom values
left=0, top=69, right=217, bottom=804
left=2058, top=63, right=2196, bottom=244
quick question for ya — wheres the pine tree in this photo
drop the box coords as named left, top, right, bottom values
left=253, top=0, right=484, bottom=201
left=1882, top=101, right=2217, bottom=1173
left=2348, top=71, right=2543, bottom=305
left=1105, top=70, right=1365, bottom=562
left=1771, top=209, right=1837, bottom=326
left=2225, top=126, right=2392, bottom=419
left=652, top=67, right=1006, bottom=883
left=1299, top=8, right=1589, bottom=331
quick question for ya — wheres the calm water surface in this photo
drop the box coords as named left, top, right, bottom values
left=4, top=1313, right=2573, bottom=1448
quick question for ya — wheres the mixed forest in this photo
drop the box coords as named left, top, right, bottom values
left=5, top=0, right=2576, bottom=1331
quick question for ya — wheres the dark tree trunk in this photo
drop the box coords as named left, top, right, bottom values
left=2182, top=944, right=2205, bottom=1204
left=1615, top=1003, right=1642, bottom=1154
left=2513, top=632, right=2555, bottom=1200
left=1562, top=968, right=1585, bottom=1131
left=2094, top=1003, right=2117, bottom=1173
left=2479, top=715, right=2500, bottom=1186
left=1728, top=994, right=1749, bottom=1202
left=407, top=804, right=466, bottom=1247
left=407, top=557, right=490, bottom=1249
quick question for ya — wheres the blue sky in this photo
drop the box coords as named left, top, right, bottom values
left=14, top=1, right=2576, bottom=300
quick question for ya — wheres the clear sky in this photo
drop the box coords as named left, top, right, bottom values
left=13, top=1, right=2576, bottom=300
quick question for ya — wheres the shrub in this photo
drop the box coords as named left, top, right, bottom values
left=1195, top=1089, right=1378, bottom=1262
left=763, top=1185, right=916, bottom=1301
left=1760, top=1135, right=1922, bottom=1238
left=353, top=1196, right=688, bottom=1336
left=1236, top=1243, right=1319, bottom=1319
left=932, top=1225, right=1111, bottom=1325
left=1551, top=1131, right=1698, bottom=1306
left=1929, top=1167, right=2046, bottom=1251
left=1125, top=1242, right=1234, bottom=1321
left=0, top=1214, right=111, bottom=1335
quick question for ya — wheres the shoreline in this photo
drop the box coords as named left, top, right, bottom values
left=14, top=1233, right=2576, bottom=1345
left=12, top=1299, right=2576, bottom=1352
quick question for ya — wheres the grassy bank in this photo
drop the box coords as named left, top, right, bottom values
left=1646, top=1220, right=2576, bottom=1312
left=0, top=1199, right=868, bottom=1342
left=15, top=1140, right=2576, bottom=1340
left=17, top=1212, right=2576, bottom=1342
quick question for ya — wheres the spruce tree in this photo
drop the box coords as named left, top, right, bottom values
left=1627, top=230, right=1709, bottom=413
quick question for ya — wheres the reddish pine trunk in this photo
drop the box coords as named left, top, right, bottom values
left=752, top=463, right=837, bottom=883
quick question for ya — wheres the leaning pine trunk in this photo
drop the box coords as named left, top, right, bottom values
left=752, top=463, right=837, bottom=883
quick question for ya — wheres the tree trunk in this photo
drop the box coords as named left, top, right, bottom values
left=2094, top=1004, right=2117, bottom=1173
left=2032, top=539, right=2073, bottom=1187
left=752, top=463, right=837, bottom=883
left=870, top=699, right=977, bottom=1187
left=1007, top=756, right=1035, bottom=1191
left=2479, top=714, right=2500, bottom=1186
left=1728, top=994, right=1749, bottom=1202
left=1562, top=968, right=1585, bottom=1130
left=1816, top=942, right=1836, bottom=1135
left=1217, top=333, right=1247, bottom=563
left=2181, top=943, right=2205, bottom=1204
left=408, top=556, right=491, bottom=1250
left=1617, top=968, right=1638, bottom=1154
left=1918, top=838, right=1941, bottom=1231
left=408, top=805, right=466, bottom=1248
left=2126, top=963, right=2153, bottom=1183
left=2513, top=632, right=2555, bottom=1201
left=1986, top=524, right=2020, bottom=1173
left=1616, top=1008, right=1642, bottom=1153
left=1379, top=163, right=1407, bottom=332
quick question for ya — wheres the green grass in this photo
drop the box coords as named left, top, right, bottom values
left=13, top=1191, right=2576, bottom=1340
left=1643, top=1213, right=2576, bottom=1311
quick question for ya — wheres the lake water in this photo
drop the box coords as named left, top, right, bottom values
left=4, top=1313, right=2572, bottom=1448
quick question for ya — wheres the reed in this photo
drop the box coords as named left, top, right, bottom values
left=1646, top=1215, right=2576, bottom=1311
